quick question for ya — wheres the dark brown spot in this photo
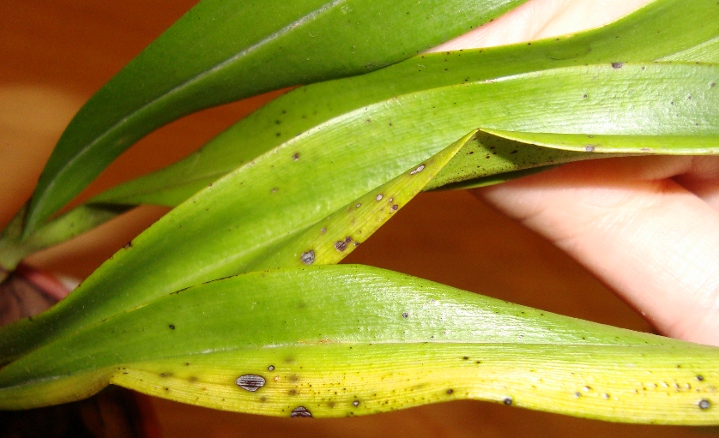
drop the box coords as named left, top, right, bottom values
left=335, top=236, right=352, bottom=252
left=446, top=389, right=454, bottom=395
left=611, top=62, right=624, bottom=69
left=236, top=374, right=266, bottom=392
left=268, top=365, right=275, bottom=371
left=293, top=153, right=300, bottom=161
left=289, top=389, right=298, bottom=396
left=699, top=399, right=711, bottom=410
left=391, top=205, right=399, bottom=211
left=124, top=241, right=132, bottom=249
left=289, top=374, right=300, bottom=382
left=503, top=397, right=513, bottom=405
left=291, top=406, right=313, bottom=418
left=301, top=250, right=315, bottom=265
left=169, top=324, right=175, bottom=330
left=697, top=375, right=704, bottom=381
left=402, top=312, right=409, bottom=318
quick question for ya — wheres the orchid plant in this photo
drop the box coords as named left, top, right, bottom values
left=1, top=0, right=719, bottom=429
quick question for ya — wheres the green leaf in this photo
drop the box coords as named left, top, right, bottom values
left=0, top=204, right=132, bottom=275
left=660, top=35, right=719, bottom=63
left=23, top=0, right=529, bottom=236
left=245, top=130, right=471, bottom=271
left=3, top=62, right=718, bottom=363
left=93, top=0, right=719, bottom=207
left=1, top=265, right=717, bottom=424
left=479, top=129, right=719, bottom=154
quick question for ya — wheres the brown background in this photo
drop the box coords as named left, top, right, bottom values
left=0, top=1, right=714, bottom=436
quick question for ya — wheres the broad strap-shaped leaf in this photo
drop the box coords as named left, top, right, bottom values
left=660, top=35, right=719, bottom=63
left=0, top=131, right=589, bottom=273
left=244, top=131, right=471, bottom=270
left=2, top=62, right=718, bottom=363
left=478, top=129, right=719, bottom=154
left=93, top=0, right=719, bottom=207
left=0, top=265, right=717, bottom=424
left=23, top=0, right=529, bottom=235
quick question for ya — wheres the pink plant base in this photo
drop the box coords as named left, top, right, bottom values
left=15, top=263, right=72, bottom=302
left=0, top=265, right=163, bottom=437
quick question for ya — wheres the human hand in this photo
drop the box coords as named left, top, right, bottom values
left=438, top=0, right=719, bottom=346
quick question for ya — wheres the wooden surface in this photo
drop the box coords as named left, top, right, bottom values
left=0, top=1, right=714, bottom=436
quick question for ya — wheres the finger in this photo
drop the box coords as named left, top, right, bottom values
left=672, top=157, right=719, bottom=211
left=429, top=0, right=653, bottom=52
left=473, top=156, right=719, bottom=346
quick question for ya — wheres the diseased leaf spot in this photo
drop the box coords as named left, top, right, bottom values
left=291, top=406, right=313, bottom=418
left=699, top=399, right=711, bottom=410
left=391, top=205, right=399, bottom=211
left=236, top=374, right=266, bottom=392
left=446, top=389, right=454, bottom=395
left=335, top=236, right=352, bottom=251
left=697, top=375, right=704, bottom=381
left=409, top=164, right=426, bottom=175
left=268, top=365, right=275, bottom=371
left=352, top=400, right=360, bottom=407
left=375, top=194, right=383, bottom=201
left=503, top=397, right=513, bottom=406
left=301, top=250, right=315, bottom=265
left=168, top=324, right=175, bottom=330
left=611, top=62, right=624, bottom=69
left=293, top=153, right=300, bottom=161
left=585, top=145, right=595, bottom=152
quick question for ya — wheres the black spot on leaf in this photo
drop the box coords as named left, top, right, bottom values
left=236, top=374, right=266, bottom=392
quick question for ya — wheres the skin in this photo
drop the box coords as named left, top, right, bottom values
left=432, top=0, right=719, bottom=346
